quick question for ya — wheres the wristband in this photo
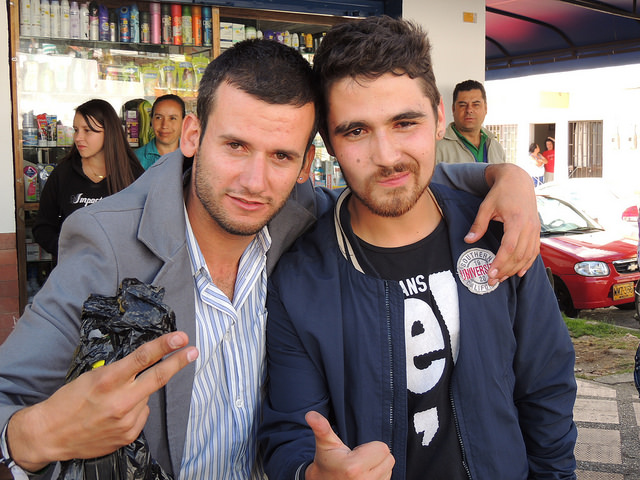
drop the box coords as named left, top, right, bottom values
left=0, top=422, right=36, bottom=480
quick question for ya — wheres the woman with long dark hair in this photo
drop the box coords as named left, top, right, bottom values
left=33, top=99, right=144, bottom=256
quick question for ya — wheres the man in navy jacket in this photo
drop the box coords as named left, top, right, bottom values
left=260, top=16, right=577, bottom=480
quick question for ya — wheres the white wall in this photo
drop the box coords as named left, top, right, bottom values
left=404, top=0, right=486, bottom=125
left=0, top=5, right=16, bottom=234
left=485, top=64, right=640, bottom=186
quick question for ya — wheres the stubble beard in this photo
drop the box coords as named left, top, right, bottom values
left=346, top=162, right=430, bottom=218
left=193, top=151, right=286, bottom=236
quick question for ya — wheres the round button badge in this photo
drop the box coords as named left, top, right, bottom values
left=456, top=248, right=499, bottom=295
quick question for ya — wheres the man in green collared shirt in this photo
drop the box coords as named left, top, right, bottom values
left=436, top=80, right=506, bottom=165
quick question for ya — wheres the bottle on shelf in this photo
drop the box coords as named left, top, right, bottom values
left=130, top=3, right=139, bottom=43
left=119, top=6, right=130, bottom=42
left=331, top=157, right=346, bottom=188
left=202, top=6, right=212, bottom=47
left=140, top=10, right=150, bottom=43
left=182, top=5, right=192, bottom=46
left=50, top=0, right=60, bottom=37
left=312, top=137, right=326, bottom=187
left=192, top=5, right=201, bottom=46
left=98, top=3, right=109, bottom=41
left=31, top=0, right=41, bottom=36
left=108, top=8, right=118, bottom=42
left=60, top=0, right=70, bottom=38
left=171, top=4, right=182, bottom=45
left=20, top=0, right=32, bottom=36
left=88, top=1, right=98, bottom=40
left=40, top=0, right=51, bottom=38
left=312, top=156, right=326, bottom=187
left=297, top=32, right=306, bottom=52
left=69, top=0, right=79, bottom=38
left=160, top=3, right=171, bottom=45
left=22, top=112, right=38, bottom=147
left=150, top=2, right=160, bottom=44
left=304, top=33, right=314, bottom=54
left=22, top=57, right=38, bottom=91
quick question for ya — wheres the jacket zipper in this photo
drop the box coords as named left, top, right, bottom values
left=384, top=281, right=394, bottom=454
left=450, top=386, right=472, bottom=479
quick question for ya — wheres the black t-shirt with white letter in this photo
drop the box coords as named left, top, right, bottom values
left=353, top=219, right=467, bottom=480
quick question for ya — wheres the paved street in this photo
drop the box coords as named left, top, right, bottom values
left=575, top=376, right=640, bottom=479
left=574, top=306, right=639, bottom=479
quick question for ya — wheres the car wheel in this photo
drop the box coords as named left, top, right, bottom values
left=554, top=278, right=579, bottom=318
left=635, top=284, right=640, bottom=322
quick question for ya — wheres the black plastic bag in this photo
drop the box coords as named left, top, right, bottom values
left=57, top=278, right=176, bottom=480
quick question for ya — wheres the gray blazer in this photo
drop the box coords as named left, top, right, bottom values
left=0, top=151, right=488, bottom=475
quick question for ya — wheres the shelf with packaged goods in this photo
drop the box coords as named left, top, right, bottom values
left=19, top=36, right=212, bottom=56
left=22, top=146, right=70, bottom=213
left=217, top=6, right=352, bottom=61
left=17, top=36, right=211, bottom=129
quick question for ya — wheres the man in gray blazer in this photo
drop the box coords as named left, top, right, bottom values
left=0, top=40, right=539, bottom=478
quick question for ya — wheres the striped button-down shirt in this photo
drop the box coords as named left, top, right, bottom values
left=179, top=212, right=270, bottom=479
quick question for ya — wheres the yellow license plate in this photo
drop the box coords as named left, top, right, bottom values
left=613, top=282, right=635, bottom=301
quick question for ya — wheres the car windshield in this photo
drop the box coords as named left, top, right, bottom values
left=537, top=195, right=604, bottom=236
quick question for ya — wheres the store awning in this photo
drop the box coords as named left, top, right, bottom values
left=486, top=0, right=640, bottom=79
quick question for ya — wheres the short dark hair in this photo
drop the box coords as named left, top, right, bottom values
left=313, top=15, right=441, bottom=137
left=196, top=39, right=319, bottom=148
left=152, top=94, right=186, bottom=118
left=453, top=80, right=487, bottom=104
left=529, top=142, right=539, bottom=154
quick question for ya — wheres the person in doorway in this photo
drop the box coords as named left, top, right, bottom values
left=543, top=137, right=555, bottom=183
left=33, top=98, right=144, bottom=256
left=526, top=142, right=547, bottom=187
left=0, top=39, right=540, bottom=479
left=436, top=79, right=506, bottom=164
left=135, top=94, right=186, bottom=169
left=260, top=16, right=577, bottom=480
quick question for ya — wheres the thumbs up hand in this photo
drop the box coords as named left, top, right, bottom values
left=304, top=411, right=395, bottom=480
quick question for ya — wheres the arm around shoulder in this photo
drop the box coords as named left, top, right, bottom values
left=432, top=162, right=489, bottom=196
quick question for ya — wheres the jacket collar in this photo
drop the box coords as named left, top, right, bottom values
left=265, top=179, right=318, bottom=274
left=138, top=151, right=191, bottom=261
left=133, top=151, right=196, bottom=472
left=333, top=187, right=443, bottom=275
left=334, top=188, right=367, bottom=273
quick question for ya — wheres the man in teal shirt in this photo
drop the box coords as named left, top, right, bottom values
left=436, top=80, right=506, bottom=165
left=136, top=94, right=186, bottom=169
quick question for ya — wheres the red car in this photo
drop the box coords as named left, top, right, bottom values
left=538, top=195, right=640, bottom=317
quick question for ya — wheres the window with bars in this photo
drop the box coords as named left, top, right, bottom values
left=486, top=124, right=518, bottom=164
left=568, top=121, right=603, bottom=178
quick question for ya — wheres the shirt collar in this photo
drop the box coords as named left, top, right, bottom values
left=183, top=203, right=272, bottom=282
left=452, top=124, right=487, bottom=161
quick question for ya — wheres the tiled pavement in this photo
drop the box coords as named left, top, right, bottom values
left=575, top=375, right=640, bottom=479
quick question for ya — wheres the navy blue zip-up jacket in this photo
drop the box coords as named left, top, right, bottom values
left=260, top=183, right=577, bottom=480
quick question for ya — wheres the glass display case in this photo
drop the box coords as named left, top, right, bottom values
left=13, top=1, right=217, bottom=307
left=10, top=0, right=351, bottom=311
